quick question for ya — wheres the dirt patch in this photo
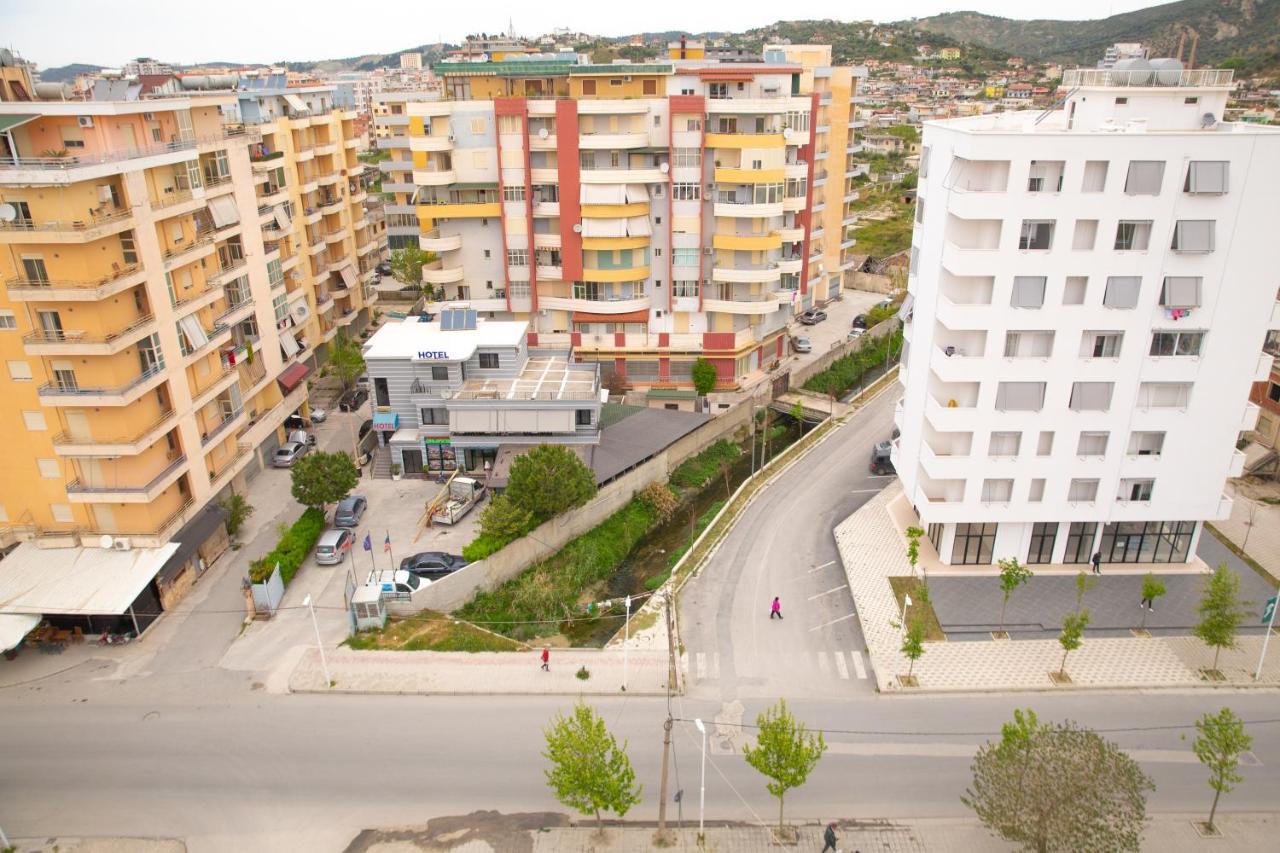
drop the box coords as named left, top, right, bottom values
left=1049, top=671, right=1073, bottom=685
left=344, top=811, right=569, bottom=853
left=888, top=577, right=946, bottom=642
left=346, top=612, right=524, bottom=653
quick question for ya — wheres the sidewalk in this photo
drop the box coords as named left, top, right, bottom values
left=835, top=483, right=1280, bottom=693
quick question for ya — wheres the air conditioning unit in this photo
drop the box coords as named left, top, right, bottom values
left=143, top=112, right=156, bottom=121
left=78, top=116, right=95, bottom=128
left=702, top=247, right=713, bottom=255
left=623, top=76, right=633, bottom=82
left=112, top=538, right=131, bottom=551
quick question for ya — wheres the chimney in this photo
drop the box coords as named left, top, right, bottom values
left=1176, top=32, right=1186, bottom=62
left=1188, top=33, right=1199, bottom=68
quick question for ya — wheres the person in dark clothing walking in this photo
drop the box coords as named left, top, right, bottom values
left=1091, top=551, right=1102, bottom=575
left=770, top=596, right=783, bottom=619
left=821, top=822, right=838, bottom=852
left=1140, top=593, right=1155, bottom=611
left=540, top=646, right=550, bottom=671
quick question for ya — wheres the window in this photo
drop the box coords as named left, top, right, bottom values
left=1063, top=276, right=1088, bottom=305
left=610, top=78, right=623, bottom=88
left=506, top=249, right=529, bottom=267
left=981, top=479, right=1013, bottom=503
left=1082, top=331, right=1123, bottom=358
left=373, top=377, right=389, bottom=407
left=920, top=146, right=930, bottom=178
left=1037, top=431, right=1054, bottom=456
left=0, top=309, right=15, bottom=329
left=673, top=148, right=701, bottom=168
left=20, top=256, right=48, bottom=283
left=1113, top=220, right=1151, bottom=251
left=994, top=382, right=1046, bottom=411
left=502, top=185, right=526, bottom=202
left=22, top=410, right=46, bottom=431
left=672, top=182, right=701, bottom=201
left=1124, top=160, right=1165, bottom=195
left=1018, top=220, right=1054, bottom=250
left=478, top=353, right=499, bottom=369
left=1185, top=161, right=1228, bottom=194
left=1028, top=479, right=1046, bottom=503
left=1103, top=276, right=1141, bottom=308
left=1122, top=480, right=1157, bottom=503
left=1069, top=382, right=1114, bottom=411
left=643, top=79, right=657, bottom=96
left=1068, top=479, right=1100, bottom=503
left=1184, top=96, right=1199, bottom=105
left=430, top=365, right=449, bottom=381
left=1269, top=383, right=1280, bottom=404
left=120, top=231, right=137, bottom=264
left=1077, top=432, right=1109, bottom=457
left=1099, top=520, right=1195, bottom=563
left=1115, top=97, right=1128, bottom=105
left=1064, top=522, right=1098, bottom=563
left=6, top=360, right=31, bottom=381
left=685, top=118, right=701, bottom=131
left=1003, top=331, right=1053, bottom=358
left=419, top=406, right=447, bottom=425
left=1128, top=432, right=1165, bottom=456
left=1027, top=522, right=1057, bottom=564
left=1072, top=219, right=1098, bottom=250
left=673, top=280, right=699, bottom=297
left=272, top=292, right=288, bottom=324
left=785, top=177, right=807, bottom=198
left=752, top=182, right=784, bottom=204
left=576, top=409, right=593, bottom=426
left=951, top=523, right=997, bottom=565
left=37, top=458, right=60, bottom=479
left=1171, top=220, right=1215, bottom=253
left=915, top=198, right=925, bottom=224
left=1137, top=382, right=1191, bottom=409
left=1160, top=276, right=1202, bottom=310
left=988, top=432, right=1021, bottom=457
left=581, top=79, right=597, bottom=95
left=498, top=115, right=521, bottom=134
left=483, top=249, right=491, bottom=260
left=1081, top=160, right=1108, bottom=192
left=50, top=503, right=74, bottom=524
left=1010, top=276, right=1046, bottom=308
left=1150, top=330, right=1204, bottom=357
left=469, top=117, right=486, bottom=134
left=672, top=248, right=700, bottom=267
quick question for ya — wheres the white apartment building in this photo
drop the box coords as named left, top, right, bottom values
left=893, top=64, right=1280, bottom=567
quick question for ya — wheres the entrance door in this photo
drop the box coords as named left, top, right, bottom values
left=401, top=448, right=423, bottom=477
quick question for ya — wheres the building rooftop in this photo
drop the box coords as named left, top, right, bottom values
left=362, top=315, right=528, bottom=362
left=453, top=353, right=600, bottom=402
left=433, top=61, right=674, bottom=77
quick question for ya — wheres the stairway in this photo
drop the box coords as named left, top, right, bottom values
left=371, top=446, right=392, bottom=479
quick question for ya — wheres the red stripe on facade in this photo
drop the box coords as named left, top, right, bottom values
left=496, top=98, right=537, bottom=313
left=493, top=101, right=515, bottom=313
left=666, top=96, right=675, bottom=313
left=798, top=92, right=819, bottom=298
left=697, top=102, right=707, bottom=312
left=702, top=331, right=736, bottom=351
left=555, top=100, right=583, bottom=281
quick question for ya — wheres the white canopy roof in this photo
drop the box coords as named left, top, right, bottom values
left=0, top=613, right=40, bottom=652
left=0, top=542, right=179, bottom=617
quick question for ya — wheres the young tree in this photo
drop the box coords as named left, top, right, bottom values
left=901, top=618, right=925, bottom=680
left=742, top=699, right=827, bottom=835
left=389, top=245, right=434, bottom=288
left=289, top=451, right=358, bottom=512
left=1191, top=707, right=1253, bottom=833
left=543, top=701, right=642, bottom=832
left=1139, top=573, right=1167, bottom=630
left=1074, top=570, right=1098, bottom=614
left=691, top=357, right=718, bottom=398
left=963, top=709, right=1153, bottom=853
left=327, top=333, right=365, bottom=392
left=789, top=399, right=805, bottom=435
left=477, top=493, right=535, bottom=542
left=996, top=557, right=1033, bottom=635
left=219, top=493, right=254, bottom=538
left=505, top=443, right=597, bottom=523
left=905, top=525, right=924, bottom=580
left=1193, top=563, right=1248, bottom=673
left=1058, top=610, right=1090, bottom=677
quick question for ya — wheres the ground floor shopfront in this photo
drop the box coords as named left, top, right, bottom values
left=925, top=519, right=1203, bottom=567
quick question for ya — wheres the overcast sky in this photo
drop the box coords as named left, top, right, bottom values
left=5, top=0, right=1172, bottom=68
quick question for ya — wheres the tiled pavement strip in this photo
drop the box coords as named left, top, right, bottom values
left=835, top=482, right=1280, bottom=693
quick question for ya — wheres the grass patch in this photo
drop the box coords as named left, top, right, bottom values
left=803, top=329, right=903, bottom=398
left=849, top=204, right=912, bottom=257
left=669, top=439, right=742, bottom=492
left=345, top=611, right=522, bottom=652
left=1204, top=523, right=1280, bottom=587
left=644, top=499, right=727, bottom=591
left=457, top=496, right=661, bottom=641
left=888, top=576, right=946, bottom=642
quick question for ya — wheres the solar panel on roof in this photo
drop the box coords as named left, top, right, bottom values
left=464, top=309, right=477, bottom=329
left=440, top=309, right=455, bottom=331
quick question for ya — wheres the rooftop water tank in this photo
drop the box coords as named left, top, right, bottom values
left=1148, top=57, right=1185, bottom=86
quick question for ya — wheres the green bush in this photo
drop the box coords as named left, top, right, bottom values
left=669, top=440, right=741, bottom=491
left=462, top=531, right=512, bottom=563
left=802, top=329, right=903, bottom=398
left=248, top=507, right=326, bottom=584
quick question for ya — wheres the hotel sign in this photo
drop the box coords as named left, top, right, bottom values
left=415, top=351, right=450, bottom=360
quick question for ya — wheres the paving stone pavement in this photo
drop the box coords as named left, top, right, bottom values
left=834, top=482, right=1280, bottom=693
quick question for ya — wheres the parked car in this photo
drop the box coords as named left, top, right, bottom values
left=399, top=551, right=468, bottom=580
left=799, top=309, right=827, bottom=325
left=376, top=260, right=392, bottom=276
left=314, top=528, right=355, bottom=565
left=272, top=441, right=308, bottom=468
left=366, top=569, right=425, bottom=596
left=852, top=314, right=869, bottom=329
left=338, top=388, right=369, bottom=412
left=309, top=407, right=327, bottom=424
left=358, top=419, right=374, bottom=442
left=847, top=328, right=865, bottom=340
left=284, top=413, right=310, bottom=431
left=792, top=336, right=812, bottom=354
left=333, top=495, right=367, bottom=528
left=870, top=440, right=895, bottom=476
left=356, top=375, right=370, bottom=390
left=875, top=297, right=894, bottom=311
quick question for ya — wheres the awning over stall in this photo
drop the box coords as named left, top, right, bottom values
left=0, top=542, right=179, bottom=617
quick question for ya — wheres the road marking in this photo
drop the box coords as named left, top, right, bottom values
left=852, top=650, right=867, bottom=680
left=807, top=586, right=847, bottom=600
left=849, top=488, right=883, bottom=494
left=834, top=652, right=850, bottom=680
left=817, top=651, right=830, bottom=674
left=866, top=475, right=896, bottom=480
left=696, top=652, right=706, bottom=680
left=709, top=653, right=719, bottom=680
left=809, top=613, right=858, bottom=632
left=810, top=561, right=836, bottom=572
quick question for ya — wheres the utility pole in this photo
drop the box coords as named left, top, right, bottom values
left=655, top=592, right=679, bottom=843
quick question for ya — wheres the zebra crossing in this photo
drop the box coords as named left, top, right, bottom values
left=691, top=649, right=870, bottom=683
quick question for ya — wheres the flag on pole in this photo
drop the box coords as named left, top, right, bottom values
left=383, top=532, right=392, bottom=553
left=362, top=532, right=372, bottom=551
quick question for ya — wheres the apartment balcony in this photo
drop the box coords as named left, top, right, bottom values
left=578, top=167, right=666, bottom=184
left=1241, top=402, right=1261, bottom=432
left=712, top=264, right=782, bottom=284
left=940, top=242, right=999, bottom=276
left=917, top=445, right=975, bottom=481
left=702, top=293, right=786, bottom=316
left=540, top=294, right=651, bottom=314
left=300, top=206, right=323, bottom=225
left=705, top=132, right=786, bottom=149
left=350, top=189, right=368, bottom=205
left=66, top=453, right=187, bottom=504
left=782, top=196, right=807, bottom=213
left=776, top=226, right=805, bottom=243
left=181, top=324, right=233, bottom=365
left=315, top=292, right=336, bottom=314
left=529, top=133, right=558, bottom=151
left=578, top=132, right=648, bottom=150
left=0, top=208, right=135, bottom=244
left=923, top=395, right=983, bottom=431
left=533, top=231, right=561, bottom=249
left=317, top=196, right=344, bottom=215
left=294, top=147, right=316, bottom=163
left=212, top=298, right=255, bottom=329
left=299, top=179, right=320, bottom=195
left=190, top=364, right=239, bottom=410
left=324, top=227, right=349, bottom=245
left=581, top=265, right=650, bottom=283
left=22, top=313, right=157, bottom=356
left=314, top=143, right=338, bottom=158
left=37, top=364, right=168, bottom=408
left=307, top=235, right=327, bottom=255
left=529, top=168, right=559, bottom=184
left=200, top=407, right=247, bottom=448
left=162, top=234, right=217, bottom=270
left=777, top=257, right=802, bottom=274
left=317, top=173, right=341, bottom=188
left=713, top=233, right=782, bottom=252
left=532, top=201, right=561, bottom=217
left=416, top=201, right=502, bottom=219
left=152, top=189, right=212, bottom=218
left=3, top=265, right=147, bottom=302
left=420, top=228, right=462, bottom=252
left=410, top=134, right=453, bottom=152
left=171, top=279, right=223, bottom=316
left=713, top=201, right=784, bottom=218
left=0, top=134, right=239, bottom=186
left=576, top=100, right=652, bottom=115
left=50, top=408, right=177, bottom=458
left=929, top=348, right=984, bottom=383
left=414, top=168, right=457, bottom=186
left=336, top=305, right=360, bottom=326
left=536, top=264, right=564, bottom=281
left=714, top=166, right=786, bottom=184
left=706, top=97, right=808, bottom=114
left=207, top=443, right=253, bottom=489
left=357, top=238, right=377, bottom=256
left=420, top=261, right=464, bottom=284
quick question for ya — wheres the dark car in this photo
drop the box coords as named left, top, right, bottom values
left=870, top=440, right=895, bottom=476
left=377, top=260, right=392, bottom=276
left=358, top=419, right=373, bottom=441
left=852, top=313, right=869, bottom=329
left=398, top=551, right=468, bottom=579
left=338, top=388, right=369, bottom=412
left=799, top=309, right=827, bottom=325
left=284, top=413, right=310, bottom=431
left=333, top=495, right=367, bottom=528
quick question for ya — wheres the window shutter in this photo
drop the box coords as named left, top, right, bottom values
left=1172, top=220, right=1214, bottom=252
left=1010, top=276, right=1047, bottom=308
left=1124, top=160, right=1165, bottom=194
left=1185, top=161, right=1228, bottom=194
left=1160, top=276, right=1201, bottom=309
left=1103, top=276, right=1142, bottom=308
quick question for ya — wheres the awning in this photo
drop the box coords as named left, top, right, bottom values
left=154, top=504, right=229, bottom=588
left=207, top=195, right=240, bottom=227
left=372, top=412, right=399, bottom=431
left=0, top=542, right=180, bottom=617
left=896, top=293, right=914, bottom=322
left=0, top=114, right=38, bottom=133
left=273, top=206, right=292, bottom=231
left=283, top=93, right=309, bottom=114
left=573, top=309, right=650, bottom=325
left=581, top=184, right=627, bottom=204
left=279, top=330, right=301, bottom=358
left=389, top=428, right=420, bottom=445
left=625, top=184, right=649, bottom=203
left=338, top=264, right=358, bottom=290
left=0, top=613, right=40, bottom=652
left=277, top=361, right=311, bottom=392
left=581, top=218, right=627, bottom=238
left=625, top=215, right=651, bottom=237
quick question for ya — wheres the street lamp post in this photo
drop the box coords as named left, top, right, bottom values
left=302, top=594, right=331, bottom=688
left=694, top=717, right=707, bottom=843
left=622, top=594, right=631, bottom=692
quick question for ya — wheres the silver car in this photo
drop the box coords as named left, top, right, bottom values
left=272, top=441, right=308, bottom=468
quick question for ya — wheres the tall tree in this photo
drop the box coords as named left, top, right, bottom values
left=327, top=333, right=366, bottom=392
left=389, top=245, right=434, bottom=288
left=743, top=699, right=827, bottom=835
left=1191, top=707, right=1253, bottom=833
left=1058, top=610, right=1089, bottom=677
left=505, top=443, right=597, bottom=523
left=1193, top=563, right=1248, bottom=673
left=691, top=357, right=718, bottom=397
left=997, top=557, right=1033, bottom=635
left=289, top=451, right=358, bottom=512
left=543, top=701, right=642, bottom=832
left=963, top=708, right=1153, bottom=853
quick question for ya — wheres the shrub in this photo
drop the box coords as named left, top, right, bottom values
left=802, top=329, right=902, bottom=398
left=639, top=481, right=678, bottom=522
left=691, top=358, right=718, bottom=396
left=248, top=507, right=325, bottom=584
left=669, top=440, right=741, bottom=491
left=220, top=493, right=254, bottom=538
left=506, top=444, right=597, bottom=523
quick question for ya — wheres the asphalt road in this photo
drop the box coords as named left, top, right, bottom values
left=679, top=384, right=899, bottom=701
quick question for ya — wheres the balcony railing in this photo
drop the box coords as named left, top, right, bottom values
left=22, top=313, right=155, bottom=347
left=37, top=363, right=165, bottom=399
left=201, top=408, right=245, bottom=446
left=1, top=128, right=256, bottom=172
left=4, top=264, right=145, bottom=300
left=208, top=443, right=252, bottom=485
left=51, top=408, right=176, bottom=450
left=0, top=207, right=134, bottom=235
left=66, top=454, right=187, bottom=496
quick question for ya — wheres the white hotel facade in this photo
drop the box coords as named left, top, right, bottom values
left=893, top=66, right=1280, bottom=566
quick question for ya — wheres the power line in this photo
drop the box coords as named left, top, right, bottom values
left=671, top=716, right=1280, bottom=739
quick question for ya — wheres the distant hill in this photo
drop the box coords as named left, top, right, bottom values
left=910, top=0, right=1280, bottom=70
left=36, top=63, right=103, bottom=82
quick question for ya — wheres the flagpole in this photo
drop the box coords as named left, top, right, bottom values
left=386, top=529, right=396, bottom=571
left=366, top=531, right=375, bottom=573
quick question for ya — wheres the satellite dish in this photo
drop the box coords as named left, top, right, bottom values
left=783, top=128, right=794, bottom=141
left=659, top=162, right=670, bottom=173
left=0, top=203, right=16, bottom=222
left=99, top=535, right=114, bottom=549
left=538, top=127, right=549, bottom=139
left=1200, top=112, right=1217, bottom=128
left=572, top=223, right=583, bottom=233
